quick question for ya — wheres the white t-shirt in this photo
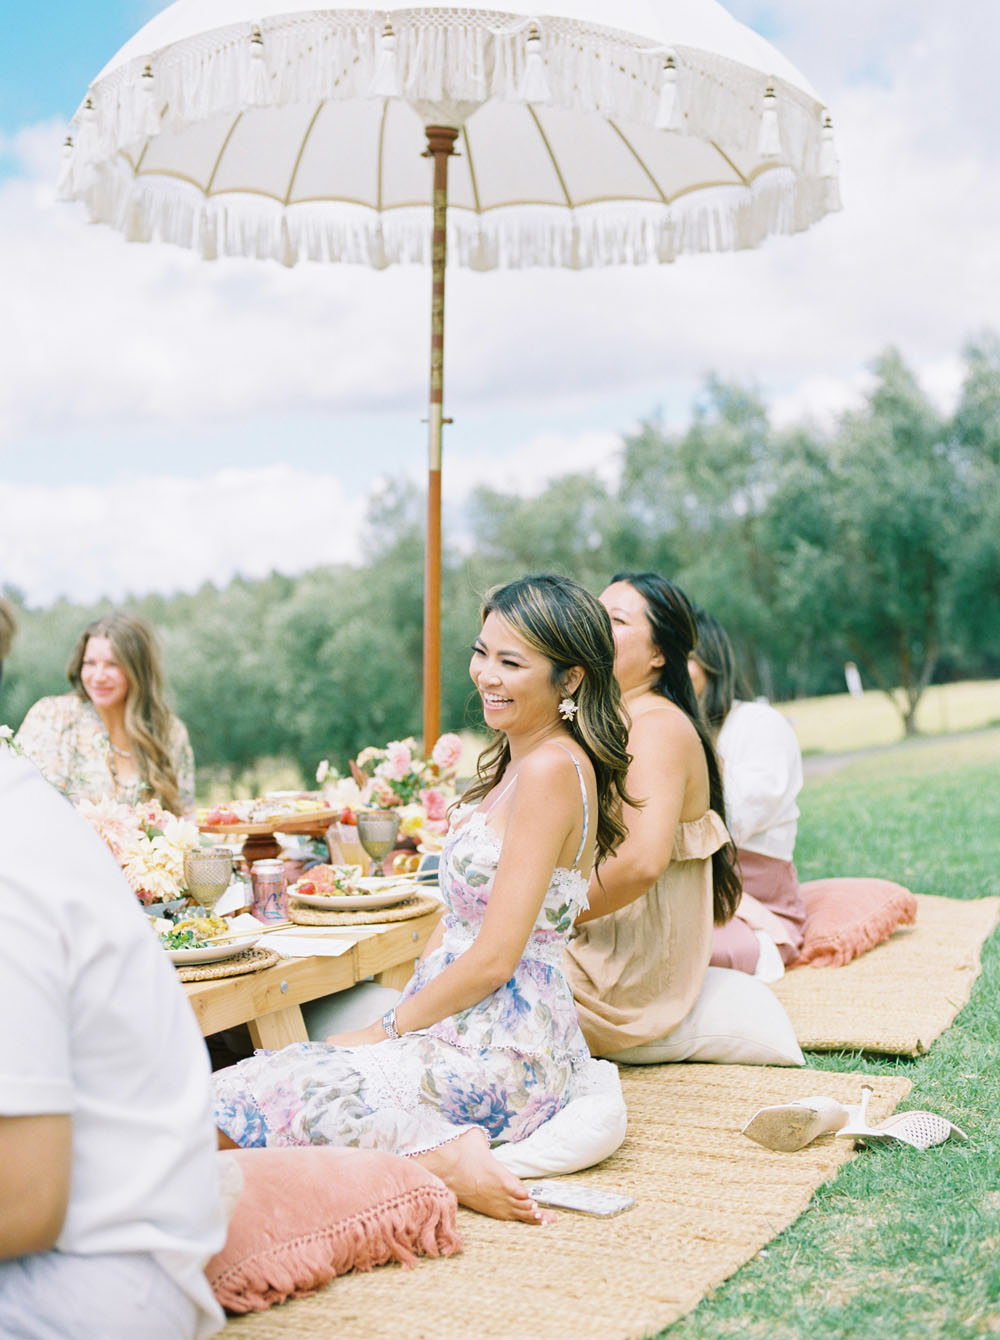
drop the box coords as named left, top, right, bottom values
left=717, top=700, right=803, bottom=862
left=0, top=752, right=224, bottom=1338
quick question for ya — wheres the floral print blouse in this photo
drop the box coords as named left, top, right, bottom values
left=16, top=693, right=195, bottom=813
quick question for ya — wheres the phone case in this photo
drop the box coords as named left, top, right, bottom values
left=527, top=1182, right=635, bottom=1217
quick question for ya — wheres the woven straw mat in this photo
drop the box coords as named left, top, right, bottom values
left=219, top=1064, right=910, bottom=1340
left=288, top=891, right=441, bottom=926
left=773, top=892, right=1000, bottom=1055
left=174, top=946, right=279, bottom=983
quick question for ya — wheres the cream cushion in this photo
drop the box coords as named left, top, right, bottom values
left=605, top=967, right=805, bottom=1067
left=492, top=1059, right=627, bottom=1177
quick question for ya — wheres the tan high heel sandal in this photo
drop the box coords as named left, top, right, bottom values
left=836, top=1085, right=968, bottom=1151
left=742, top=1094, right=860, bottom=1152
left=743, top=1085, right=969, bottom=1153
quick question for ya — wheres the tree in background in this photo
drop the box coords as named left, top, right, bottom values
left=949, top=333, right=1000, bottom=678
left=4, top=336, right=997, bottom=782
left=824, top=349, right=961, bottom=735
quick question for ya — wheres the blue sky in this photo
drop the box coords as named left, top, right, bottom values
left=2, top=3, right=156, bottom=135
left=2, top=2, right=998, bottom=605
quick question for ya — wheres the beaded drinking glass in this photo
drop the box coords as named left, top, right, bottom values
left=183, top=847, right=234, bottom=913
left=355, top=811, right=401, bottom=877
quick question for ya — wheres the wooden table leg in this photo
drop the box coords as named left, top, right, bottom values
left=374, top=960, right=417, bottom=991
left=248, top=1004, right=310, bottom=1049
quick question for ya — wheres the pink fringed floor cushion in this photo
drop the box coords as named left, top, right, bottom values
left=796, top=877, right=918, bottom=968
left=208, top=1146, right=462, bottom=1313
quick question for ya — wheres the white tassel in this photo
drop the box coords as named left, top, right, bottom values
left=757, top=83, right=781, bottom=158
left=370, top=20, right=402, bottom=98
left=140, top=62, right=161, bottom=138
left=519, top=23, right=551, bottom=104
left=74, top=94, right=98, bottom=161
left=56, top=134, right=75, bottom=196
left=244, top=25, right=269, bottom=106
left=819, top=111, right=838, bottom=178
left=654, top=52, right=681, bottom=131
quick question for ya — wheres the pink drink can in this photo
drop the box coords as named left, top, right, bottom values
left=250, top=859, right=288, bottom=922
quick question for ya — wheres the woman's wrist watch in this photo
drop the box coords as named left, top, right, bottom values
left=381, top=1008, right=400, bottom=1040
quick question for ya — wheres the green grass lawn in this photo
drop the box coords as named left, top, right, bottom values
left=779, top=680, right=1000, bottom=754
left=658, top=727, right=1000, bottom=1340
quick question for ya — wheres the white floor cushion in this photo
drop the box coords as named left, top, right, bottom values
left=605, top=967, right=805, bottom=1067
left=493, top=1060, right=627, bottom=1177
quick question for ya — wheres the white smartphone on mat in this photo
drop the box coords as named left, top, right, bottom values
left=527, top=1182, right=636, bottom=1218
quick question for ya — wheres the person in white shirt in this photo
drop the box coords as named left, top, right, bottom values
left=0, top=745, right=225, bottom=1340
left=688, top=609, right=807, bottom=976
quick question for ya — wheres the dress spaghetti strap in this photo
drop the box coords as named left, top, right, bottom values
left=483, top=774, right=518, bottom=816
left=481, top=747, right=590, bottom=868
left=551, top=745, right=590, bottom=869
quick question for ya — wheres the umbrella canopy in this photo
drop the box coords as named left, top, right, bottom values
left=60, top=0, right=839, bottom=744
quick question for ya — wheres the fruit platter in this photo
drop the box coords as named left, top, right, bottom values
left=288, top=863, right=418, bottom=911
left=198, top=792, right=334, bottom=862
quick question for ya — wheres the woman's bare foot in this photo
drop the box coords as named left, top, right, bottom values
left=415, top=1130, right=555, bottom=1224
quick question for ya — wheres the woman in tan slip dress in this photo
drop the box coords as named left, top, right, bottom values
left=563, top=573, right=742, bottom=1059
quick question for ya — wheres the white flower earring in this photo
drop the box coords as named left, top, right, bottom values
left=558, top=695, right=578, bottom=722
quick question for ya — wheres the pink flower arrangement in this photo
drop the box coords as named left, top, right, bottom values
left=315, top=734, right=465, bottom=839
left=431, top=733, right=463, bottom=771
left=77, top=796, right=200, bottom=906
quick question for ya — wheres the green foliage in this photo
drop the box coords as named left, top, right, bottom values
left=3, top=337, right=998, bottom=785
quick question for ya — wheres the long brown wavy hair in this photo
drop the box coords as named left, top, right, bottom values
left=462, top=574, right=633, bottom=867
left=611, top=573, right=742, bottom=924
left=67, top=611, right=184, bottom=815
left=690, top=606, right=750, bottom=735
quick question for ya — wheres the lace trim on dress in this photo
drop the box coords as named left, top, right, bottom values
left=445, top=809, right=590, bottom=918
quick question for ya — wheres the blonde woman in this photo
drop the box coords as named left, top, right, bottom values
left=16, top=612, right=194, bottom=815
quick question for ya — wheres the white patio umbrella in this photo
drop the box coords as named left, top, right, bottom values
left=59, top=0, right=839, bottom=747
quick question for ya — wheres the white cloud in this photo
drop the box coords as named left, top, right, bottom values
left=439, top=428, right=625, bottom=500
left=4, top=467, right=367, bottom=607
left=2, top=5, right=999, bottom=603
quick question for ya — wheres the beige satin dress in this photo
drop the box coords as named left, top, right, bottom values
left=563, top=809, right=731, bottom=1057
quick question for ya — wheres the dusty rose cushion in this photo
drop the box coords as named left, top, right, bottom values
left=796, top=877, right=918, bottom=968
left=207, top=1147, right=461, bottom=1313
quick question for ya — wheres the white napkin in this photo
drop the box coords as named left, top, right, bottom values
left=267, top=935, right=355, bottom=959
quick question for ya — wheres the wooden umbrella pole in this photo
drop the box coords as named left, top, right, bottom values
left=422, top=125, right=458, bottom=751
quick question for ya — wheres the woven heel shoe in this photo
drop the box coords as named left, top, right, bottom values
left=836, top=1085, right=968, bottom=1150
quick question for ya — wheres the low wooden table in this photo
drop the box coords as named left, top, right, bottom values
left=183, top=908, right=441, bottom=1049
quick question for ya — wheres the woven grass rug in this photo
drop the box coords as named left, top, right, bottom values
left=220, top=1065, right=910, bottom=1340
left=773, top=893, right=1000, bottom=1056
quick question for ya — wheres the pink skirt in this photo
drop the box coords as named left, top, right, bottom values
left=710, top=848, right=807, bottom=973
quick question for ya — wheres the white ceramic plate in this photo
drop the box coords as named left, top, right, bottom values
left=166, top=936, right=259, bottom=965
left=290, top=880, right=415, bottom=911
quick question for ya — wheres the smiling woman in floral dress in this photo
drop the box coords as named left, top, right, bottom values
left=213, top=574, right=632, bottom=1222
left=16, top=611, right=194, bottom=815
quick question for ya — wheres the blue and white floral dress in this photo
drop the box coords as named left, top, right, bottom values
left=214, top=764, right=613, bottom=1156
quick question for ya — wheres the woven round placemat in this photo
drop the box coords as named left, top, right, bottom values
left=175, top=945, right=280, bottom=983
left=288, top=891, right=441, bottom=926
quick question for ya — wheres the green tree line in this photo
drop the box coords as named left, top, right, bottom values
left=3, top=336, right=998, bottom=787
